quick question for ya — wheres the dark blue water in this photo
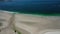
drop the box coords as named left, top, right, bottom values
left=0, top=0, right=60, bottom=15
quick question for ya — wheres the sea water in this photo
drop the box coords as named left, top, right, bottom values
left=0, top=0, right=60, bottom=15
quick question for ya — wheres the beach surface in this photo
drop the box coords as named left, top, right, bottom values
left=0, top=11, right=60, bottom=34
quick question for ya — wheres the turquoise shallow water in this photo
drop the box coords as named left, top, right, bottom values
left=7, top=11, right=60, bottom=16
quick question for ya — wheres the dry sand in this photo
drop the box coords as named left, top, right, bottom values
left=0, top=11, right=60, bottom=34
left=15, top=14, right=60, bottom=34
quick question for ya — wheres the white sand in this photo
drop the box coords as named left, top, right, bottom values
left=0, top=11, right=16, bottom=34
left=15, top=14, right=60, bottom=34
left=0, top=11, right=60, bottom=34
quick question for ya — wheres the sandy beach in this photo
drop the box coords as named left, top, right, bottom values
left=0, top=11, right=60, bottom=34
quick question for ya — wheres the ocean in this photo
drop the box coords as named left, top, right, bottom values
left=0, top=0, right=60, bottom=16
